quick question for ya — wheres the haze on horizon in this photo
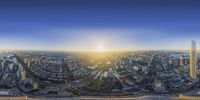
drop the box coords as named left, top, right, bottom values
left=0, top=0, right=200, bottom=51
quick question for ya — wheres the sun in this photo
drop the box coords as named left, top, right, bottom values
left=96, top=44, right=105, bottom=52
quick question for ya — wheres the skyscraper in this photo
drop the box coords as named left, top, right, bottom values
left=190, top=40, right=197, bottom=79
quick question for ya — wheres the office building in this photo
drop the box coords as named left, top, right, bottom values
left=190, top=40, right=197, bottom=79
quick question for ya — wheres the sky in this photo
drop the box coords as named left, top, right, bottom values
left=0, top=0, right=200, bottom=51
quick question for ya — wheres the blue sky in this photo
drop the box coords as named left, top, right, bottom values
left=0, top=0, right=200, bottom=51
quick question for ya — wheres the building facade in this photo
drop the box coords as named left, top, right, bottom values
left=190, top=40, right=197, bottom=79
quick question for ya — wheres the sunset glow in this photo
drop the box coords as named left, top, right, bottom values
left=96, top=44, right=105, bottom=52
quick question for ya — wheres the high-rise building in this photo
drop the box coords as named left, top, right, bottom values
left=24, top=58, right=30, bottom=68
left=9, top=63, right=14, bottom=71
left=190, top=40, right=197, bottom=79
left=21, top=71, right=26, bottom=80
left=180, top=55, right=190, bottom=66
left=180, top=55, right=184, bottom=66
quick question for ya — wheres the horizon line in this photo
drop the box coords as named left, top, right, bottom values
left=0, top=48, right=195, bottom=53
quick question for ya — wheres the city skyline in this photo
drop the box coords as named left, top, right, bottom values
left=1, top=0, right=200, bottom=99
left=1, top=0, right=200, bottom=51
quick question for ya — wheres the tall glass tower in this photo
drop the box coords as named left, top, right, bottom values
left=190, top=40, right=197, bottom=79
